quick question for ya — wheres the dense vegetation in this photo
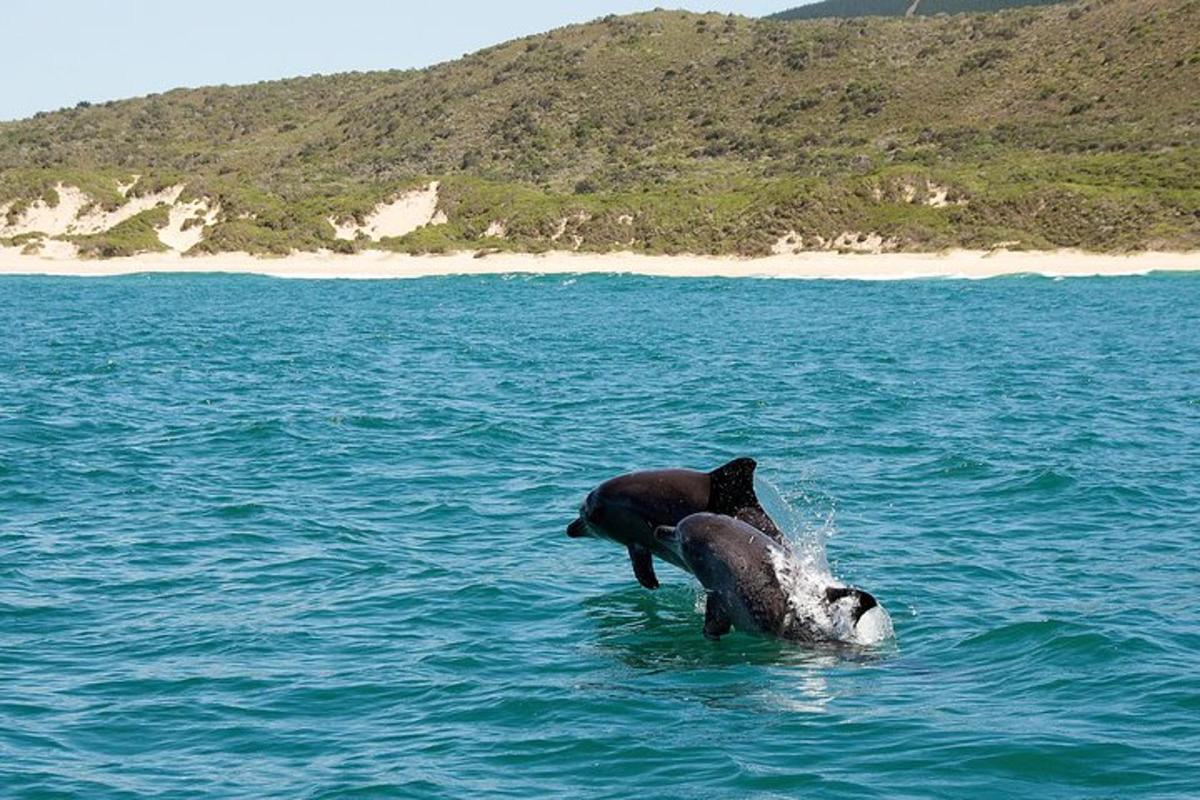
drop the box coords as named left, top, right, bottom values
left=1, top=0, right=1197, bottom=256
left=70, top=207, right=171, bottom=259
left=770, top=0, right=1067, bottom=21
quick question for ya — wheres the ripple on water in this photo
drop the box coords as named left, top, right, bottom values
left=0, top=274, right=1198, bottom=799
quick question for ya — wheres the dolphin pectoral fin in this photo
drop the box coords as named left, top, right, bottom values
left=703, top=593, right=732, bottom=641
left=628, top=545, right=660, bottom=590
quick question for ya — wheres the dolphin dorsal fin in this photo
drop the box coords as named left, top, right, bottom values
left=707, top=457, right=759, bottom=515
left=708, top=458, right=789, bottom=547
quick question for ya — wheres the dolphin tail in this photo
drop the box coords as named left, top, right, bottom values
left=708, top=458, right=788, bottom=546
left=826, top=587, right=879, bottom=624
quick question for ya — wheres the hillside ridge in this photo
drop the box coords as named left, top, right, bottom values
left=2, top=0, right=1198, bottom=258
left=769, top=0, right=1069, bottom=22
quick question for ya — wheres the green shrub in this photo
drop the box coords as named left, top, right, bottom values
left=71, top=206, right=171, bottom=258
left=958, top=47, right=1010, bottom=75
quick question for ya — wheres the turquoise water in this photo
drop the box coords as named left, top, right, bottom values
left=2, top=273, right=1198, bottom=799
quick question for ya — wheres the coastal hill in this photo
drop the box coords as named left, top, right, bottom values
left=770, top=0, right=1068, bottom=22
left=1, top=0, right=1197, bottom=258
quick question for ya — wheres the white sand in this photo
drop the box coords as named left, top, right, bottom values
left=71, top=186, right=184, bottom=235
left=1, top=246, right=1197, bottom=280
left=0, top=185, right=92, bottom=237
left=158, top=200, right=219, bottom=253
left=773, top=231, right=896, bottom=255
left=331, top=182, right=446, bottom=242
left=116, top=176, right=141, bottom=198
left=8, top=179, right=1192, bottom=280
left=0, top=183, right=183, bottom=238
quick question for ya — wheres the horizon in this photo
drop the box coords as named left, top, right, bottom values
left=0, top=0, right=798, bottom=122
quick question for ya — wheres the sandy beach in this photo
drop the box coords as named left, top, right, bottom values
left=4, top=181, right=1196, bottom=281
left=1, top=246, right=1198, bottom=280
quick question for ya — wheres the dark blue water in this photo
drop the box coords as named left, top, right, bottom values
left=2, top=273, right=1198, bottom=799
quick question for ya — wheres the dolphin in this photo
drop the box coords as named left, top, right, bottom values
left=566, top=458, right=786, bottom=590
left=654, top=513, right=882, bottom=644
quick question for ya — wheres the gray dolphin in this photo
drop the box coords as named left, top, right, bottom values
left=567, top=458, right=786, bottom=590
left=655, top=512, right=881, bottom=643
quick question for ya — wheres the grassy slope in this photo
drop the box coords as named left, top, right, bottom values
left=770, top=0, right=1067, bottom=22
left=1, top=0, right=1198, bottom=256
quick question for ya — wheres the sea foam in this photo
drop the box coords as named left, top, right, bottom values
left=759, top=477, right=894, bottom=646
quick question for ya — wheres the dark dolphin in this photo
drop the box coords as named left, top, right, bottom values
left=655, top=513, right=880, bottom=643
left=567, top=458, right=786, bottom=590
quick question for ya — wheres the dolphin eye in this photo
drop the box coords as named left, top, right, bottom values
left=583, top=491, right=603, bottom=522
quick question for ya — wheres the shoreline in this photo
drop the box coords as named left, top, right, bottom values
left=2, top=247, right=1198, bottom=280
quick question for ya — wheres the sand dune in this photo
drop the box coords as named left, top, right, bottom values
left=2, top=179, right=1197, bottom=280
left=330, top=183, right=447, bottom=242
left=0, top=184, right=184, bottom=238
left=158, top=200, right=220, bottom=253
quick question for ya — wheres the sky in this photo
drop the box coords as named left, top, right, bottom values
left=0, top=0, right=803, bottom=121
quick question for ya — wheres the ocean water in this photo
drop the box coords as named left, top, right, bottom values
left=2, top=272, right=1198, bottom=799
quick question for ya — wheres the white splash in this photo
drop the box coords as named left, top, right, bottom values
left=852, top=605, right=894, bottom=645
left=757, top=475, right=894, bottom=647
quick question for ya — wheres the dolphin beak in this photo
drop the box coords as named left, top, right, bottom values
left=567, top=518, right=588, bottom=538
